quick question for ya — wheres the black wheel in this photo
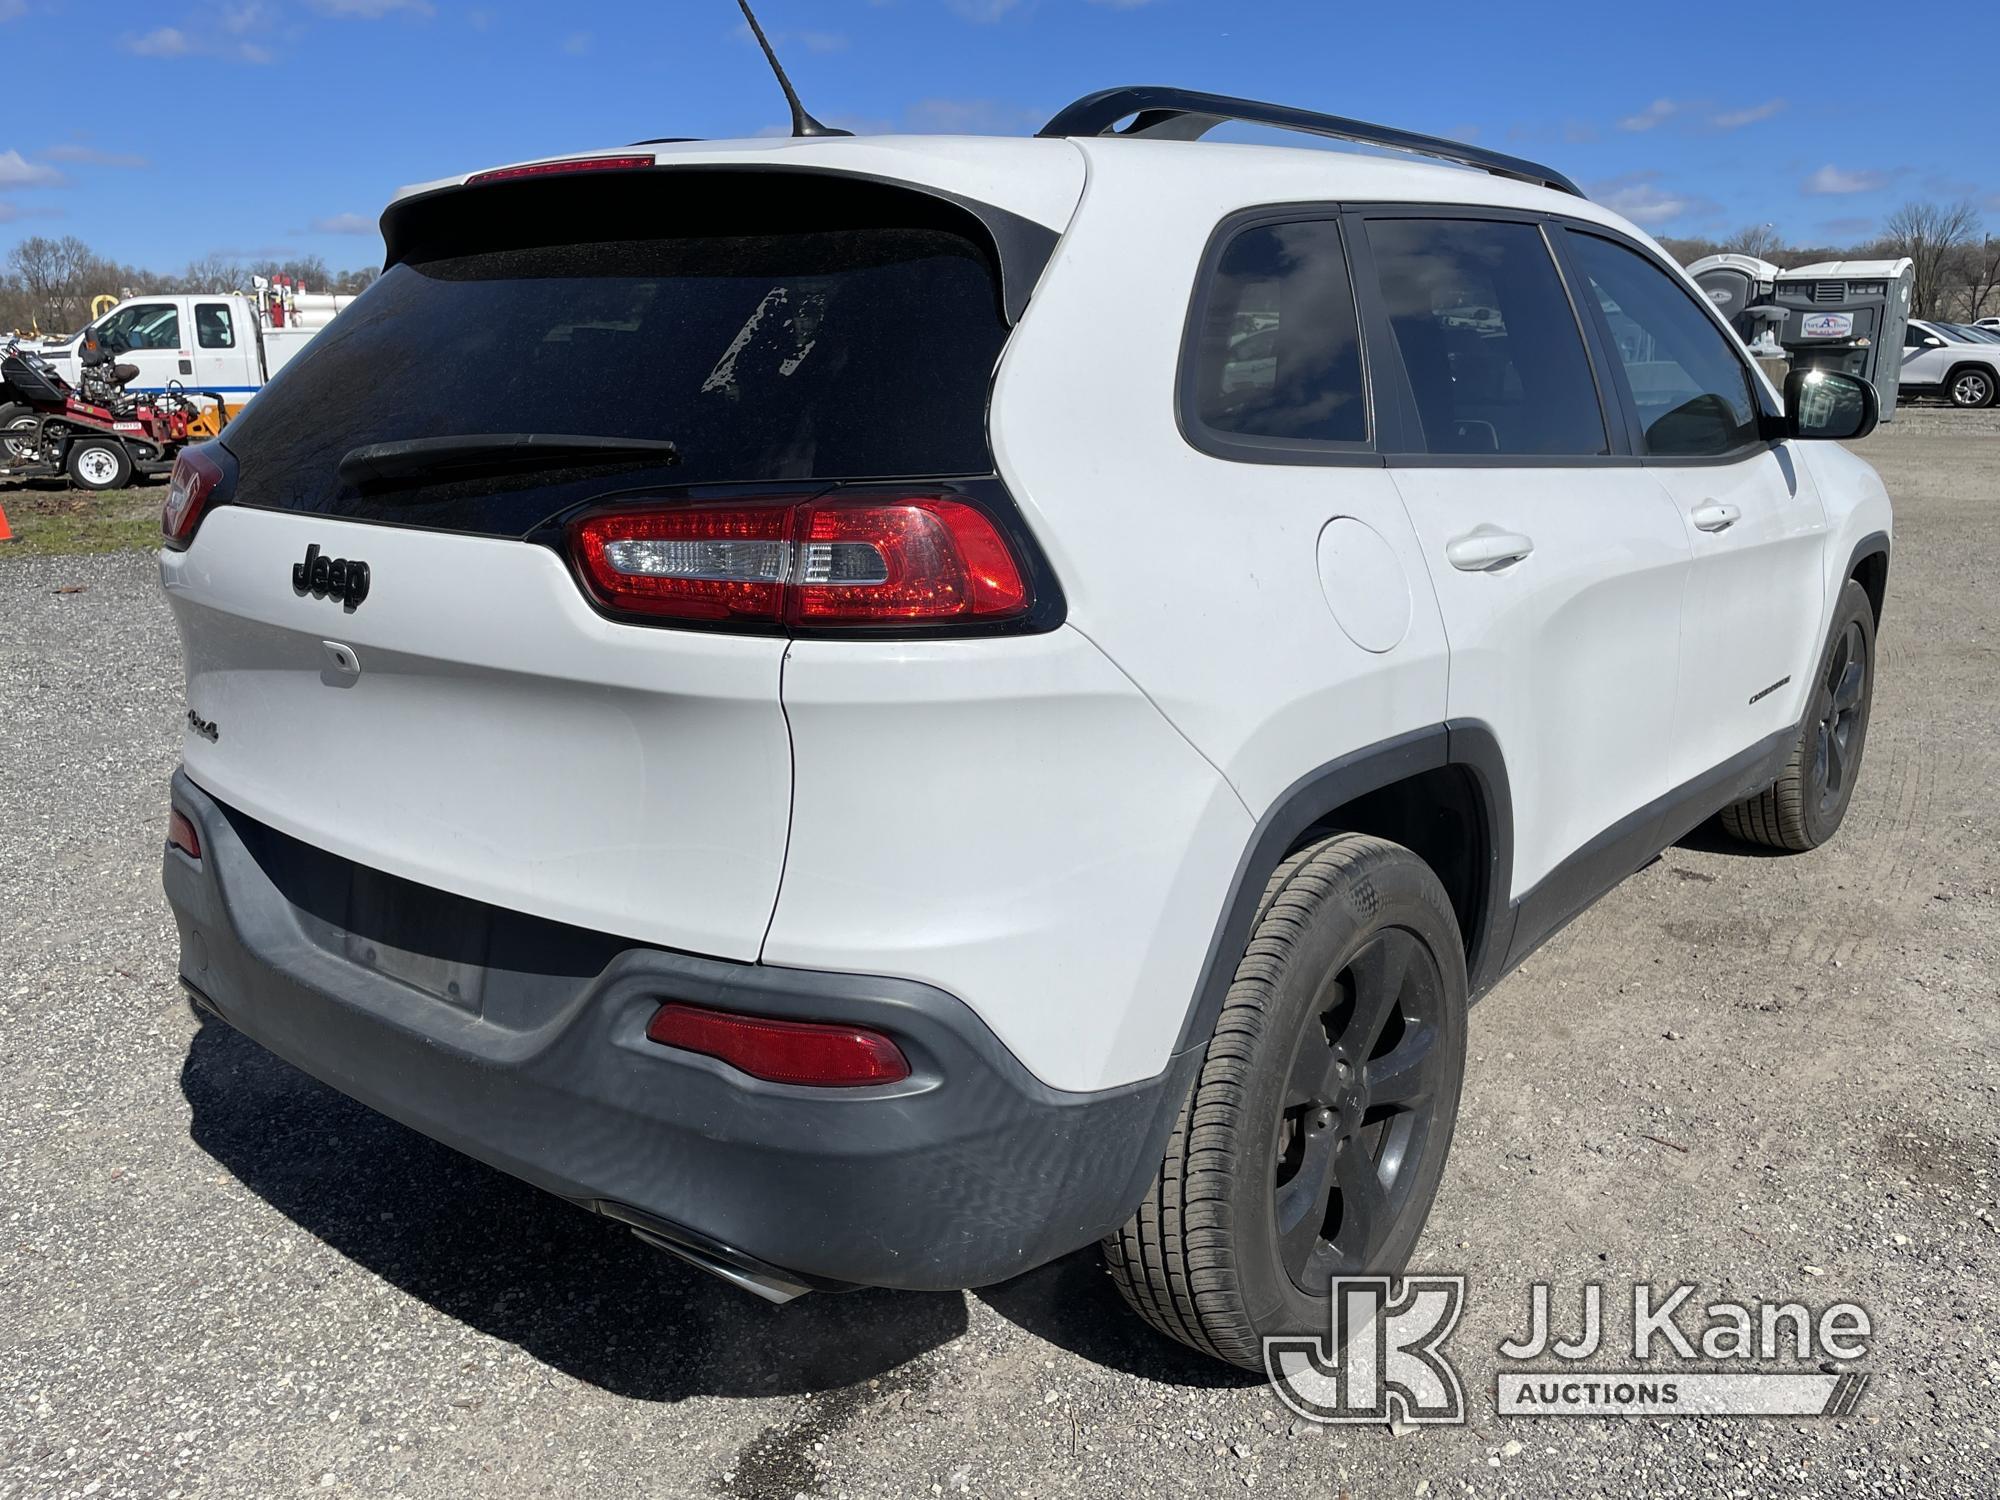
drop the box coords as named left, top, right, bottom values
left=1103, top=833, right=1468, bottom=1369
left=1947, top=366, right=1996, bottom=408
left=0, top=403, right=37, bottom=462
left=65, top=438, right=133, bottom=492
left=1720, top=578, right=1875, bottom=851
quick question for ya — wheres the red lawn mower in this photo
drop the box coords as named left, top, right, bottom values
left=0, top=334, right=223, bottom=491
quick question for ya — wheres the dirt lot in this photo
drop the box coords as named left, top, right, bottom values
left=2, top=413, right=1995, bottom=1500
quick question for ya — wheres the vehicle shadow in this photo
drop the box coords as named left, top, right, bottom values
left=1673, top=815, right=1796, bottom=858
left=181, top=1012, right=1249, bottom=1402
left=179, top=1012, right=968, bottom=1402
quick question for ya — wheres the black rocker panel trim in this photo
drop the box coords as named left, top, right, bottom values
left=1504, top=724, right=1795, bottom=971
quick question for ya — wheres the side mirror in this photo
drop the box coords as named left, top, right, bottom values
left=1926, top=336, right=1946, bottom=348
left=1783, top=368, right=1879, bottom=442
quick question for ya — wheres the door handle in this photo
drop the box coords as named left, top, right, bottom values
left=1690, top=502, right=1741, bottom=533
left=1446, top=528, right=1535, bottom=571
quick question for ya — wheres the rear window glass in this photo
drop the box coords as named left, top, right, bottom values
left=221, top=176, right=1010, bottom=535
left=1184, top=216, right=1368, bottom=454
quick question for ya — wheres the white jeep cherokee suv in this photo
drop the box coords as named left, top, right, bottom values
left=159, top=88, right=1891, bottom=1368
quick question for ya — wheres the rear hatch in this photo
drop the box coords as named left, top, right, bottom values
left=161, top=161, right=1057, bottom=958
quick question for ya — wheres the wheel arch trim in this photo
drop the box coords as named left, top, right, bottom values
left=1841, top=528, right=1890, bottom=626
left=1171, top=721, right=1515, bottom=1055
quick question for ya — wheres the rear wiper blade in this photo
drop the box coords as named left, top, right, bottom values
left=338, top=432, right=681, bottom=486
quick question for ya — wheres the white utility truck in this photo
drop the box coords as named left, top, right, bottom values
left=34, top=277, right=356, bottom=420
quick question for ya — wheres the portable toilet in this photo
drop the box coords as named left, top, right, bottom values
left=1688, top=253, right=1781, bottom=341
left=1771, top=258, right=1915, bottom=419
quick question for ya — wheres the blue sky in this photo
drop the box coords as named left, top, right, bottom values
left=4, top=0, right=1995, bottom=274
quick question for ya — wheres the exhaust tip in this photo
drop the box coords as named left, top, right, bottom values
left=629, top=1226, right=814, bottom=1305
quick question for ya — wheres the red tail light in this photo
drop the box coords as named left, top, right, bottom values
left=646, top=1002, right=910, bottom=1086
left=167, top=808, right=201, bottom=861
left=466, top=154, right=656, bottom=185
left=567, top=494, right=1031, bottom=629
left=162, top=446, right=225, bottom=549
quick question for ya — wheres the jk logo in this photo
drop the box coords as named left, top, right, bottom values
left=1264, top=1276, right=1467, bottom=1426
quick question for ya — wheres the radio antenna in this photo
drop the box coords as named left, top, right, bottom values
left=735, top=0, right=849, bottom=138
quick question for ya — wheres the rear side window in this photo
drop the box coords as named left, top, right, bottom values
left=196, top=303, right=235, bottom=349
left=1184, top=216, right=1368, bottom=457
left=1364, top=218, right=1607, bottom=457
left=1563, top=231, right=1761, bottom=458
left=219, top=175, right=1011, bottom=535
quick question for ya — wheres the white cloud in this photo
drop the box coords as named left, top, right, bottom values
left=0, top=148, right=62, bottom=186
left=1803, top=164, right=1889, bottom=196
left=306, top=0, right=433, bottom=15
left=947, top=0, right=1019, bottom=20
left=1710, top=99, right=1785, bottom=130
left=120, top=23, right=270, bottom=61
left=41, top=143, right=149, bottom=168
left=123, top=25, right=195, bottom=56
left=1617, top=98, right=1679, bottom=132
left=309, top=212, right=375, bottom=234
left=1592, top=171, right=1716, bottom=228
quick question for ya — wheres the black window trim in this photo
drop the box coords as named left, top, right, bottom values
left=1174, top=202, right=1383, bottom=469
left=1344, top=203, right=1629, bottom=468
left=1176, top=198, right=1790, bottom=473
left=1554, top=222, right=1780, bottom=469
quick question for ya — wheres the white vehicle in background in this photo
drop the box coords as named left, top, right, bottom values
left=33, top=278, right=357, bottom=420
left=1901, top=317, right=2000, bottom=407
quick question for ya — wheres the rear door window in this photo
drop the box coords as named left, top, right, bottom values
left=1363, top=218, right=1607, bottom=457
left=195, top=303, right=235, bottom=349
left=220, top=175, right=1012, bottom=536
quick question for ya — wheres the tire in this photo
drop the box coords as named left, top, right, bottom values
left=1103, top=833, right=1469, bottom=1369
left=1720, top=578, right=1875, bottom=852
left=0, top=404, right=36, bottom=462
left=1947, top=366, right=1996, bottom=408
left=65, top=437, right=133, bottom=492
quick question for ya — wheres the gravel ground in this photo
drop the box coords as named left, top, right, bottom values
left=2, top=412, right=1997, bottom=1500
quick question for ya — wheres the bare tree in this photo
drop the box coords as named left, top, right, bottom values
left=181, top=253, right=247, bottom=293
left=7, top=235, right=97, bottom=333
left=1880, top=200, right=1981, bottom=319
left=1951, top=235, right=2000, bottom=322
left=1722, top=222, right=1787, bottom=260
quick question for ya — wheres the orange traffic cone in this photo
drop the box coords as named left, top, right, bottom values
left=0, top=498, right=13, bottom=543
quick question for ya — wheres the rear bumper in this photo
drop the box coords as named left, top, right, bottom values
left=164, top=769, right=1196, bottom=1291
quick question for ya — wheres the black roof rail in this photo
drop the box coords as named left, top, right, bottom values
left=1037, top=86, right=1585, bottom=200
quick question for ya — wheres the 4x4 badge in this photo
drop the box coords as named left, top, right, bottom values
left=292, top=543, right=371, bottom=610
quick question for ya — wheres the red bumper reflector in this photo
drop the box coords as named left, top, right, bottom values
left=645, top=1002, right=910, bottom=1087
left=167, top=808, right=201, bottom=861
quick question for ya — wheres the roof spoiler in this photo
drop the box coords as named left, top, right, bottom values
left=1038, top=86, right=1585, bottom=200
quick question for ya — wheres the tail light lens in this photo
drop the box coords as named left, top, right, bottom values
left=167, top=808, right=201, bottom=861
left=646, top=1002, right=910, bottom=1087
left=162, top=445, right=226, bottom=549
left=567, top=494, right=1031, bottom=629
